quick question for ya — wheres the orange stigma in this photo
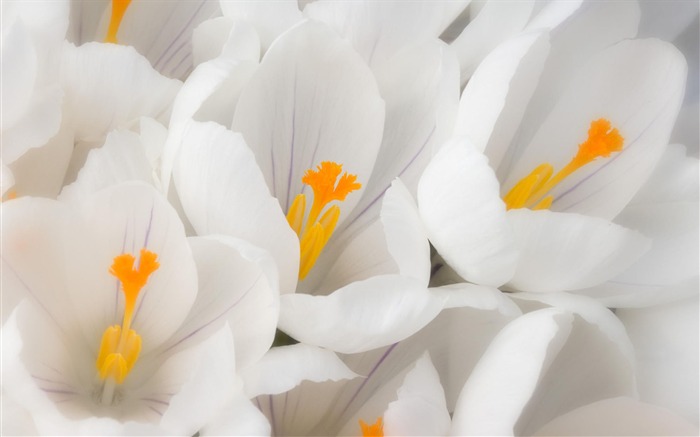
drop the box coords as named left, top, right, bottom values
left=504, top=118, right=623, bottom=210
left=359, top=417, right=384, bottom=437
left=105, top=0, right=132, bottom=44
left=286, top=161, right=361, bottom=280
left=96, top=248, right=159, bottom=386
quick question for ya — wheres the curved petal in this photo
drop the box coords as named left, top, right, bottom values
left=1, top=197, right=85, bottom=334
left=231, top=20, right=385, bottom=219
left=450, top=0, right=535, bottom=82
left=60, top=41, right=181, bottom=141
left=161, top=55, right=244, bottom=192
left=200, top=387, right=272, bottom=436
left=504, top=39, right=687, bottom=220
left=173, top=120, right=299, bottom=294
left=1, top=163, right=14, bottom=196
left=158, top=327, right=237, bottom=436
left=617, top=296, right=700, bottom=425
left=533, top=397, right=699, bottom=436
left=383, top=353, right=451, bottom=437
left=380, top=179, right=430, bottom=286
left=158, top=236, right=278, bottom=373
left=506, top=209, right=651, bottom=292
left=338, top=39, right=460, bottom=241
left=1, top=20, right=37, bottom=130
left=241, top=343, right=358, bottom=398
left=220, top=0, right=302, bottom=52
left=192, top=18, right=260, bottom=65
left=455, top=31, right=549, bottom=169
left=93, top=0, right=222, bottom=79
left=417, top=138, right=518, bottom=287
left=59, top=129, right=155, bottom=204
left=304, top=0, right=468, bottom=68
left=278, top=275, right=446, bottom=354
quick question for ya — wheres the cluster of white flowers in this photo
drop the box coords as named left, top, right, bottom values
left=1, top=1, right=698, bottom=435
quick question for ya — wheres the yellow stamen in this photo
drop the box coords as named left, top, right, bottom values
left=105, top=0, right=133, bottom=44
left=504, top=118, right=623, bottom=210
left=359, top=417, right=384, bottom=437
left=287, top=161, right=361, bottom=280
left=96, top=248, right=159, bottom=384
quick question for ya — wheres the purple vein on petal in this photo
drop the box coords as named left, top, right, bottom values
left=161, top=273, right=263, bottom=354
left=338, top=342, right=398, bottom=418
left=284, top=72, right=299, bottom=212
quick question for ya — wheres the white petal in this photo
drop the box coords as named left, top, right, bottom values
left=339, top=283, right=520, bottom=416
left=278, top=275, right=446, bottom=353
left=617, top=296, right=700, bottom=425
left=192, top=18, right=260, bottom=65
left=383, top=353, right=451, bottom=437
left=1, top=197, right=85, bottom=332
left=231, top=20, right=385, bottom=219
left=173, top=120, right=299, bottom=294
left=305, top=0, right=468, bottom=68
left=76, top=183, right=197, bottom=353
left=200, top=388, right=271, bottom=436
left=298, top=218, right=397, bottom=296
left=504, top=39, right=687, bottom=220
left=94, top=0, right=222, bottom=79
left=159, top=236, right=278, bottom=373
left=8, top=122, right=73, bottom=198
left=451, top=308, right=571, bottom=436
left=533, top=397, right=699, bottom=436
left=380, top=179, right=430, bottom=286
left=2, top=84, right=64, bottom=165
left=159, top=326, right=238, bottom=435
left=455, top=31, right=549, bottom=169
left=450, top=0, right=535, bottom=82
left=1, top=163, right=14, bottom=196
left=242, top=343, right=358, bottom=398
left=193, top=60, right=257, bottom=128
left=453, top=307, right=636, bottom=436
left=506, top=209, right=650, bottom=292
left=161, top=55, right=243, bottom=192
left=417, top=138, right=518, bottom=287
left=512, top=291, right=635, bottom=365
left=59, top=129, right=155, bottom=203
left=220, top=0, right=302, bottom=52
left=60, top=41, right=181, bottom=141
left=1, top=20, right=37, bottom=131
left=339, top=39, right=460, bottom=240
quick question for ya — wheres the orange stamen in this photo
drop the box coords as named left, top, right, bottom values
left=287, top=161, right=361, bottom=280
left=359, top=417, right=384, bottom=437
left=105, top=0, right=132, bottom=44
left=96, top=248, right=159, bottom=385
left=504, top=118, right=623, bottom=210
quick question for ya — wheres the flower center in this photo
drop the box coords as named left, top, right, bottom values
left=359, top=417, right=384, bottom=437
left=503, top=118, right=623, bottom=210
left=105, top=0, right=132, bottom=43
left=95, top=248, right=159, bottom=401
left=286, top=161, right=361, bottom=280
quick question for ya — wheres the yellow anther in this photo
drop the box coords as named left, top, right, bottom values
left=359, top=417, right=384, bottom=437
left=287, top=161, right=361, bottom=280
left=96, top=248, right=158, bottom=384
left=105, top=0, right=133, bottom=44
left=504, top=118, right=623, bottom=210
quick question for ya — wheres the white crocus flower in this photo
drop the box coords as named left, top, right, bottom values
left=449, top=306, right=698, bottom=436
left=417, top=16, right=687, bottom=295
left=67, top=0, right=222, bottom=80
left=6, top=1, right=181, bottom=200
left=1, top=0, right=69, bottom=197
left=1, top=183, right=276, bottom=434
left=167, top=19, right=461, bottom=353
left=242, top=283, right=520, bottom=436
